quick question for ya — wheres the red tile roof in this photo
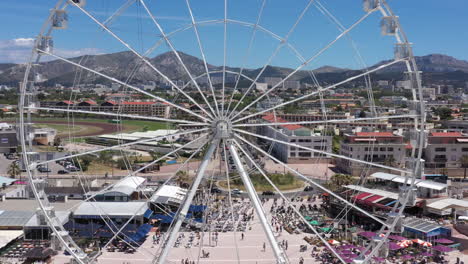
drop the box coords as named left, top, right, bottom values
left=104, top=100, right=117, bottom=105
left=62, top=100, right=74, bottom=105
left=83, top=100, right=97, bottom=105
left=430, top=132, right=462, bottom=137
left=262, top=114, right=303, bottom=130
left=122, top=101, right=156, bottom=105
left=356, top=132, right=394, bottom=137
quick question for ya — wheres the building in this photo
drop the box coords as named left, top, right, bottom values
left=262, top=77, right=283, bottom=87
left=424, top=132, right=468, bottom=169
left=258, top=114, right=332, bottom=163
left=32, top=128, right=56, bottom=146
left=0, top=124, right=17, bottom=154
left=256, top=97, right=284, bottom=111
left=338, top=132, right=407, bottom=175
left=444, top=120, right=468, bottom=134
left=100, top=101, right=170, bottom=118
left=39, top=100, right=171, bottom=118
left=87, top=176, right=146, bottom=202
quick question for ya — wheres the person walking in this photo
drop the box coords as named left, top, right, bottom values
left=262, top=242, right=266, bottom=252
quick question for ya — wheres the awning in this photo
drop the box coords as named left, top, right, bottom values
left=371, top=172, right=447, bottom=191
left=364, top=195, right=383, bottom=203
left=144, top=209, right=153, bottom=219
left=353, top=192, right=372, bottom=200
left=0, top=230, right=23, bottom=249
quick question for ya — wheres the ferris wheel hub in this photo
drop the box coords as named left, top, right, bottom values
left=212, top=117, right=233, bottom=139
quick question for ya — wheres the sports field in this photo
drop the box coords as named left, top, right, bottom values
left=33, top=118, right=170, bottom=137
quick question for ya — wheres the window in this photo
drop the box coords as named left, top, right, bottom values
left=374, top=147, right=378, bottom=152
left=290, top=147, right=296, bottom=150
left=462, top=148, right=468, bottom=152
left=435, top=147, right=446, bottom=152
left=290, top=139, right=296, bottom=142
left=364, top=147, right=369, bottom=151
left=290, top=153, right=296, bottom=157
left=388, top=147, right=394, bottom=151
left=1, top=138, right=8, bottom=144
left=380, top=147, right=386, bottom=151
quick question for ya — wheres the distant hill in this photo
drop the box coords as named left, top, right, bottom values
left=0, top=52, right=467, bottom=86
left=373, top=54, right=468, bottom=74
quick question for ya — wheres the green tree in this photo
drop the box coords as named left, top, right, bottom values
left=328, top=174, right=353, bottom=191
left=434, top=107, right=452, bottom=120
left=98, top=151, right=113, bottom=166
left=7, top=162, right=21, bottom=179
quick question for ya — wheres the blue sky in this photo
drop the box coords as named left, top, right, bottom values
left=0, top=0, right=466, bottom=70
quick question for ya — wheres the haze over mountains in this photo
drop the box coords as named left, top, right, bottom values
left=0, top=52, right=467, bottom=86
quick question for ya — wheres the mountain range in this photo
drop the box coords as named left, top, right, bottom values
left=0, top=52, right=467, bottom=87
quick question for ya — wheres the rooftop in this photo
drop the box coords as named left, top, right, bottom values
left=0, top=210, right=35, bottom=227
left=430, top=132, right=463, bottom=137
left=262, top=114, right=304, bottom=131
left=73, top=201, right=148, bottom=217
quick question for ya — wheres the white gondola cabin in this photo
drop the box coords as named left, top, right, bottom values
left=380, top=16, right=398, bottom=36
left=36, top=36, right=53, bottom=53
left=52, top=10, right=68, bottom=29
left=363, top=0, right=379, bottom=12
left=394, top=43, right=412, bottom=60
left=70, top=0, right=86, bottom=7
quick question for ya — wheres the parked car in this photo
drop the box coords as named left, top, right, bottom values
left=211, top=187, right=222, bottom=193
left=37, top=167, right=51, bottom=173
left=66, top=166, right=80, bottom=172
left=262, top=191, right=274, bottom=196
left=304, top=186, right=314, bottom=192
left=231, top=189, right=242, bottom=195
left=58, top=170, right=70, bottom=174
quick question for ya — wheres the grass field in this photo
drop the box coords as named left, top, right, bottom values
left=32, top=118, right=171, bottom=137
left=217, top=173, right=305, bottom=192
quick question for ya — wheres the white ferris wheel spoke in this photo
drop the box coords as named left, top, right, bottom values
left=233, top=139, right=347, bottom=264
left=234, top=133, right=390, bottom=227
left=91, top=139, right=209, bottom=263
left=138, top=0, right=218, bottom=118
left=228, top=0, right=315, bottom=119
left=66, top=134, right=209, bottom=216
left=233, top=58, right=407, bottom=124
left=36, top=49, right=211, bottom=123
left=234, top=128, right=408, bottom=174
left=233, top=114, right=419, bottom=127
left=35, top=128, right=208, bottom=167
left=185, top=0, right=221, bottom=117
left=224, top=0, right=266, bottom=117
left=226, top=141, right=288, bottom=263
left=25, top=106, right=208, bottom=126
left=155, top=140, right=219, bottom=264
left=68, top=1, right=215, bottom=120
left=221, top=0, right=228, bottom=116
left=314, top=0, right=377, bottom=116
left=230, top=8, right=378, bottom=121
left=221, top=140, right=241, bottom=263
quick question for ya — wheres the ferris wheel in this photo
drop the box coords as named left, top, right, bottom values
left=18, top=0, right=425, bottom=263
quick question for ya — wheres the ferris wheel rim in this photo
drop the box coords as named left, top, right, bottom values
left=19, top=0, right=426, bottom=263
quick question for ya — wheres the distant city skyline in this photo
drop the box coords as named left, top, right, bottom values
left=0, top=0, right=467, bottom=69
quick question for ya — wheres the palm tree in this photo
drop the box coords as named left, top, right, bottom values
left=460, top=155, right=468, bottom=179
left=7, top=162, right=20, bottom=179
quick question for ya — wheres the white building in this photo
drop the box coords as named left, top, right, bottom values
left=425, top=131, right=468, bottom=169
left=258, top=114, right=332, bottom=163
left=338, top=132, right=407, bottom=175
